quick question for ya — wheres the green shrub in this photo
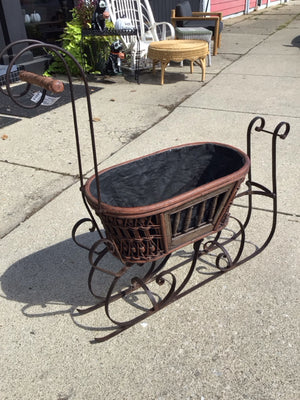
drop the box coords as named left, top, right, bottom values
left=46, top=8, right=117, bottom=76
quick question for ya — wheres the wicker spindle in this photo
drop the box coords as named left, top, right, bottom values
left=208, top=196, right=219, bottom=222
left=183, top=206, right=193, bottom=232
left=172, top=211, right=181, bottom=236
left=197, top=201, right=206, bottom=226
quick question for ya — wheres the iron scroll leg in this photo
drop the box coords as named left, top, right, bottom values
left=91, top=241, right=202, bottom=343
left=75, top=240, right=203, bottom=343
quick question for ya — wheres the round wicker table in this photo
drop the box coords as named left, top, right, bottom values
left=148, top=39, right=209, bottom=85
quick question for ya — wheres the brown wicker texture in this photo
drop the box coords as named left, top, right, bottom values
left=148, top=40, right=209, bottom=84
left=98, top=182, right=240, bottom=263
left=85, top=143, right=250, bottom=264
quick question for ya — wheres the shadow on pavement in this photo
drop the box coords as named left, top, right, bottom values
left=291, top=35, right=300, bottom=48
left=0, top=232, right=103, bottom=317
left=0, top=83, right=102, bottom=118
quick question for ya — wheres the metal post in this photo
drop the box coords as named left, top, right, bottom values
left=245, top=0, right=250, bottom=14
left=199, top=0, right=210, bottom=12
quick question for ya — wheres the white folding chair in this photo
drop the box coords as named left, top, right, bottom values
left=106, top=0, right=175, bottom=70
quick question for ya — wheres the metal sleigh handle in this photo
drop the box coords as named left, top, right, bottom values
left=229, top=116, right=291, bottom=266
left=18, top=70, right=64, bottom=94
left=1, top=39, right=104, bottom=240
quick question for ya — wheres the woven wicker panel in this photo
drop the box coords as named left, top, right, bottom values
left=100, top=214, right=165, bottom=263
left=98, top=182, right=240, bottom=263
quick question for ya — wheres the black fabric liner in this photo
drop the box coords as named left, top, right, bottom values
left=0, top=83, right=102, bottom=118
left=90, top=144, right=246, bottom=208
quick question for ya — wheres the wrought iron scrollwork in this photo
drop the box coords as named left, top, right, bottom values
left=198, top=215, right=246, bottom=271
left=0, top=39, right=49, bottom=108
left=73, top=116, right=291, bottom=342
left=72, top=218, right=98, bottom=251
left=2, top=39, right=290, bottom=342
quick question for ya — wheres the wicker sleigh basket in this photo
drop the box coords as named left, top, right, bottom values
left=85, top=142, right=250, bottom=264
left=1, top=39, right=290, bottom=342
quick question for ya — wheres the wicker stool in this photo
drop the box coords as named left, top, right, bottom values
left=148, top=40, right=209, bottom=85
left=175, top=27, right=212, bottom=66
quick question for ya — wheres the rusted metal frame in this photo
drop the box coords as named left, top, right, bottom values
left=81, top=193, right=104, bottom=239
left=72, top=217, right=100, bottom=252
left=239, top=116, right=289, bottom=229
left=77, top=262, right=134, bottom=316
left=72, top=196, right=105, bottom=250
left=90, top=150, right=285, bottom=342
left=91, top=241, right=204, bottom=343
left=86, top=243, right=196, bottom=334
left=103, top=271, right=164, bottom=328
left=141, top=254, right=172, bottom=283
left=104, top=267, right=170, bottom=329
left=78, top=252, right=172, bottom=318
left=167, top=240, right=202, bottom=299
left=91, top=243, right=201, bottom=342
left=87, top=237, right=127, bottom=277
left=199, top=215, right=246, bottom=270
left=234, top=117, right=289, bottom=265
left=120, top=239, right=223, bottom=308
left=200, top=117, right=290, bottom=269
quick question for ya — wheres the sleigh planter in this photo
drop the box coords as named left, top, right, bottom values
left=85, top=143, right=250, bottom=264
left=1, top=40, right=290, bottom=343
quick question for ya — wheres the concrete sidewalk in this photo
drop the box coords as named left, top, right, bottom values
left=0, top=1, right=299, bottom=399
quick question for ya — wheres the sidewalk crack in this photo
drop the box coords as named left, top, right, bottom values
left=0, top=159, right=80, bottom=179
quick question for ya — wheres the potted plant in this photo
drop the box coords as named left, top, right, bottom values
left=47, top=0, right=116, bottom=75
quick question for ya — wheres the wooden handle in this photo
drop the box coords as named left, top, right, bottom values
left=19, top=70, right=64, bottom=93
